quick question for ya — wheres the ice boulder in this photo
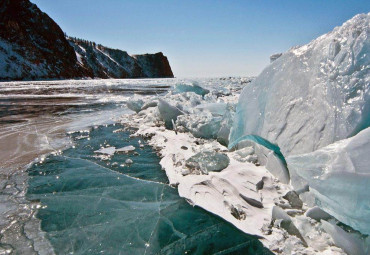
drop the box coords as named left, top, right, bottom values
left=287, top=127, right=370, bottom=235
left=230, top=13, right=370, bottom=156
left=173, top=82, right=210, bottom=97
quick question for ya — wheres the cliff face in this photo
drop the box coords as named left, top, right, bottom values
left=68, top=39, right=174, bottom=79
left=134, top=53, right=174, bottom=78
left=0, top=0, right=174, bottom=80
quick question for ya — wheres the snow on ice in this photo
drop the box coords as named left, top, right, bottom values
left=118, top=13, right=370, bottom=255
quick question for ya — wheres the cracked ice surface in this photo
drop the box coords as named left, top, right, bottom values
left=27, top=124, right=270, bottom=254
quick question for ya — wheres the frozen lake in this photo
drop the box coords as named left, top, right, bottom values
left=0, top=78, right=268, bottom=255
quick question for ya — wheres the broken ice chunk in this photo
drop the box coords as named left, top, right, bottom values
left=158, top=99, right=184, bottom=129
left=272, top=206, right=291, bottom=221
left=305, top=206, right=331, bottom=221
left=229, top=14, right=370, bottom=156
left=287, top=127, right=370, bottom=235
left=282, top=191, right=303, bottom=209
left=185, top=151, right=230, bottom=174
left=321, top=220, right=368, bottom=255
left=195, top=103, right=227, bottom=116
left=125, top=158, right=133, bottom=164
left=239, top=194, right=263, bottom=208
left=141, top=100, right=158, bottom=111
left=173, top=82, right=209, bottom=97
left=272, top=206, right=307, bottom=247
left=126, top=98, right=144, bottom=113
left=256, top=177, right=266, bottom=191
left=176, top=103, right=235, bottom=144
left=216, top=104, right=235, bottom=146
left=231, top=138, right=290, bottom=184
left=177, top=112, right=222, bottom=139
left=233, top=147, right=258, bottom=163
left=94, top=147, right=116, bottom=156
left=116, top=145, right=135, bottom=153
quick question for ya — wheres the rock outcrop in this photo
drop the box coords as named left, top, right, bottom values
left=0, top=0, right=174, bottom=80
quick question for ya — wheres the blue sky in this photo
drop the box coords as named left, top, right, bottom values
left=31, top=0, right=369, bottom=77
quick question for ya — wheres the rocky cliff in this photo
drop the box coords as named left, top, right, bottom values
left=0, top=0, right=174, bottom=80
left=133, top=53, right=174, bottom=78
left=68, top=38, right=174, bottom=79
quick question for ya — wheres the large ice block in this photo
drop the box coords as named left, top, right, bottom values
left=230, top=13, right=370, bottom=156
left=287, top=128, right=370, bottom=235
